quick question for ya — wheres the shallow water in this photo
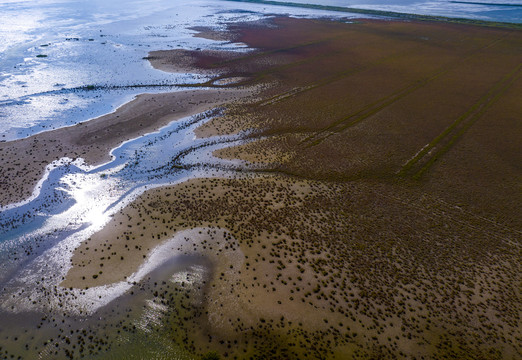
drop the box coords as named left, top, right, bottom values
left=0, top=0, right=232, bottom=141
left=1, top=1, right=520, bottom=140
left=0, top=0, right=365, bottom=141
left=0, top=100, right=259, bottom=358
left=0, top=109, right=252, bottom=280
left=0, top=249, right=212, bottom=359
left=0, top=1, right=360, bottom=290
left=269, top=0, right=522, bottom=23
left=0, top=2, right=337, bottom=357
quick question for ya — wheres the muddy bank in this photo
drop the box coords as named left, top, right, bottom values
left=2, top=14, right=521, bottom=360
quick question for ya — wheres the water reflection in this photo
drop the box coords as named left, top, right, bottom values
left=0, top=108, right=253, bottom=295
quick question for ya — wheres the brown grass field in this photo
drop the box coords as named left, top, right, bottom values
left=59, top=17, right=522, bottom=359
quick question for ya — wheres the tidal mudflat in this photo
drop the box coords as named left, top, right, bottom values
left=1, top=10, right=521, bottom=360
left=63, top=17, right=521, bottom=359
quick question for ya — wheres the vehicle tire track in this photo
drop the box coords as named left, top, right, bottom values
left=299, top=35, right=507, bottom=148
left=398, top=62, right=521, bottom=179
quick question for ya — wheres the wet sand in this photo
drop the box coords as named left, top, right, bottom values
left=0, top=88, right=251, bottom=207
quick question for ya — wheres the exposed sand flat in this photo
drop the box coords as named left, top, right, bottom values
left=0, top=88, right=250, bottom=207
left=147, top=49, right=244, bottom=75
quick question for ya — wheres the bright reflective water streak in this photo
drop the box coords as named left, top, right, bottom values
left=0, top=1, right=520, bottom=139
left=0, top=0, right=244, bottom=140
left=0, top=106, right=258, bottom=316
left=0, top=1, right=366, bottom=326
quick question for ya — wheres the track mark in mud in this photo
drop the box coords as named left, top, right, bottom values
left=399, top=63, right=522, bottom=179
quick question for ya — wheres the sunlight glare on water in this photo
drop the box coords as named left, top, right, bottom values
left=57, top=172, right=118, bottom=228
